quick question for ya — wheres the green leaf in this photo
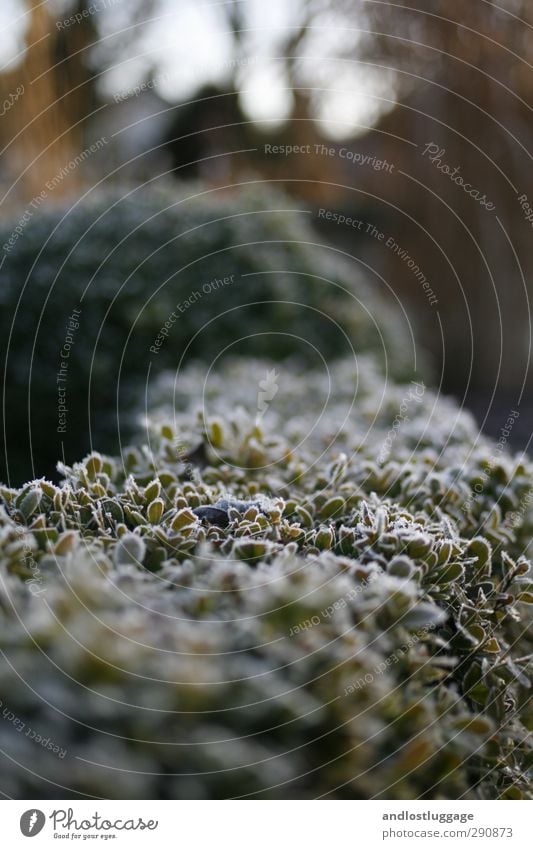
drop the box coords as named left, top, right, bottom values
left=19, top=488, right=43, bottom=520
left=171, top=508, right=198, bottom=531
left=147, top=498, right=164, bottom=524
left=319, top=497, right=345, bottom=520
left=114, top=534, right=146, bottom=566
left=85, top=453, right=103, bottom=480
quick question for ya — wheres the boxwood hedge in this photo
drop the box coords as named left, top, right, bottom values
left=0, top=182, right=413, bottom=485
left=0, top=355, right=530, bottom=799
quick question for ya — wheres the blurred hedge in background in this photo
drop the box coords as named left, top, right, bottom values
left=0, top=182, right=413, bottom=484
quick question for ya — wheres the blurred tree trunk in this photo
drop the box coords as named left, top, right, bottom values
left=348, top=0, right=533, bottom=396
left=0, top=0, right=96, bottom=208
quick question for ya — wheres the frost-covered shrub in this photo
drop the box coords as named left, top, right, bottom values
left=148, top=357, right=533, bottom=557
left=0, top=182, right=412, bottom=484
left=0, top=357, right=530, bottom=800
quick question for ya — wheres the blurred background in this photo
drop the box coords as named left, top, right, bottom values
left=1, top=0, right=532, bottom=481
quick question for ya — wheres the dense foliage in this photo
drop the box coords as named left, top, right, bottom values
left=0, top=183, right=412, bottom=484
left=0, top=356, right=531, bottom=799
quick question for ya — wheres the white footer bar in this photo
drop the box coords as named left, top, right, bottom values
left=2, top=799, right=531, bottom=848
